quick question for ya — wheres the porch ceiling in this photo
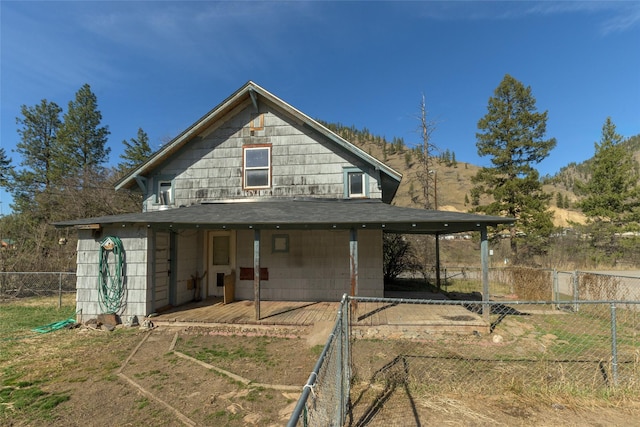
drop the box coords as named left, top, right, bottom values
left=53, top=198, right=514, bottom=234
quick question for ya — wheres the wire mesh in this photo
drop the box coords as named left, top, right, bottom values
left=440, top=267, right=640, bottom=302
left=0, top=272, right=76, bottom=300
left=288, top=296, right=350, bottom=427
left=348, top=298, right=640, bottom=426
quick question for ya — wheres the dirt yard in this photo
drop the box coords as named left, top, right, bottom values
left=3, top=318, right=640, bottom=427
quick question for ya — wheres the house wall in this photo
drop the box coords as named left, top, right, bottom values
left=143, top=102, right=382, bottom=211
left=75, top=226, right=150, bottom=323
left=234, top=229, right=383, bottom=301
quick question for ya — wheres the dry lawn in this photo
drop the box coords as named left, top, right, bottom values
left=2, top=296, right=639, bottom=426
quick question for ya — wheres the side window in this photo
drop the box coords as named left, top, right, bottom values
left=348, top=172, right=365, bottom=197
left=344, top=168, right=368, bottom=198
left=243, top=145, right=271, bottom=189
left=157, top=180, right=173, bottom=205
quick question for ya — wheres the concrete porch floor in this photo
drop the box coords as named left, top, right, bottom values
left=151, top=294, right=489, bottom=335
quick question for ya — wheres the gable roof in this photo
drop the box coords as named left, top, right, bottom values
left=116, top=81, right=403, bottom=201
left=54, top=198, right=514, bottom=234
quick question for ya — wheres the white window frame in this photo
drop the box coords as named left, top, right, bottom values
left=343, top=167, right=368, bottom=198
left=156, top=179, right=174, bottom=205
left=243, top=145, right=271, bottom=189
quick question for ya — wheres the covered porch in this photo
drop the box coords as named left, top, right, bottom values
left=150, top=295, right=489, bottom=335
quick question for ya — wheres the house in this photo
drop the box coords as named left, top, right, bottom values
left=55, top=81, right=514, bottom=322
left=1, top=239, right=15, bottom=250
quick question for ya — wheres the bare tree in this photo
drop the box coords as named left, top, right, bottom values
left=414, top=94, right=439, bottom=210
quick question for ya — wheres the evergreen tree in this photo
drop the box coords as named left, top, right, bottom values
left=472, top=74, right=556, bottom=256
left=404, top=151, right=412, bottom=168
left=10, top=99, right=63, bottom=214
left=0, top=148, right=13, bottom=188
left=57, top=84, right=110, bottom=181
left=119, top=128, right=152, bottom=172
left=556, top=192, right=564, bottom=208
left=576, top=117, right=639, bottom=223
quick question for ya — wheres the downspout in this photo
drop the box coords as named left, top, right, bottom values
left=480, top=226, right=490, bottom=322
left=254, top=229, right=261, bottom=320
left=349, top=228, right=358, bottom=306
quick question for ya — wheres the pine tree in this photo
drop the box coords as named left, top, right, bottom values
left=119, top=128, right=152, bottom=172
left=57, top=84, right=110, bottom=180
left=0, top=148, right=12, bottom=188
left=472, top=74, right=556, bottom=255
left=10, top=99, right=63, bottom=214
left=576, top=117, right=639, bottom=224
left=556, top=192, right=564, bottom=208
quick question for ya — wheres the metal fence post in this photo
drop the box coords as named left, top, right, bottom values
left=336, top=308, right=343, bottom=427
left=573, top=271, right=579, bottom=312
left=344, top=296, right=351, bottom=426
left=610, top=303, right=618, bottom=387
left=552, top=269, right=558, bottom=307
left=58, top=272, right=63, bottom=308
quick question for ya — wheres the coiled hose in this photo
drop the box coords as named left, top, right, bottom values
left=98, top=236, right=125, bottom=314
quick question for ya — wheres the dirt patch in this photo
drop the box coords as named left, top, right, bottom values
left=3, top=318, right=640, bottom=426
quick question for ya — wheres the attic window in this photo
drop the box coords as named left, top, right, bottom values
left=243, top=145, right=271, bottom=189
left=349, top=172, right=365, bottom=197
left=343, top=167, right=368, bottom=198
left=157, top=180, right=173, bottom=205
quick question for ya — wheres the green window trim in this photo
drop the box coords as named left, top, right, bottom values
left=343, top=167, right=369, bottom=198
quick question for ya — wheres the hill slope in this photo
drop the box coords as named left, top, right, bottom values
left=324, top=122, right=592, bottom=227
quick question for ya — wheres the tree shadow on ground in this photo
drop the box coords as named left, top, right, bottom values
left=348, top=355, right=421, bottom=427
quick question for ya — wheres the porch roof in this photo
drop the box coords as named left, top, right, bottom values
left=54, top=198, right=514, bottom=234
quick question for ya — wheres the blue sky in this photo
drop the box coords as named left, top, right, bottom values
left=1, top=1, right=639, bottom=213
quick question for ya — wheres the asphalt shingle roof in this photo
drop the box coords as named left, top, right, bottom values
left=54, top=199, right=514, bottom=234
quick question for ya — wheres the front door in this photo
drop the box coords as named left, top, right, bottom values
left=207, top=231, right=235, bottom=299
left=154, top=231, right=171, bottom=311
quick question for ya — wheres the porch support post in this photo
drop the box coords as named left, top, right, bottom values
left=254, top=229, right=261, bottom=321
left=435, top=233, right=441, bottom=291
left=480, top=226, right=490, bottom=322
left=349, top=228, right=358, bottom=297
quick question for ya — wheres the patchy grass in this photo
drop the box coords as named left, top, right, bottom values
left=0, top=295, right=76, bottom=339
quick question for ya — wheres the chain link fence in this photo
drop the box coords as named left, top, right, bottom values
left=288, top=295, right=351, bottom=427
left=348, top=297, right=639, bottom=426
left=289, top=268, right=640, bottom=426
left=0, top=272, right=76, bottom=306
left=440, top=267, right=640, bottom=302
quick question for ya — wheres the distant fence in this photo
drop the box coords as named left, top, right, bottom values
left=0, top=272, right=76, bottom=307
left=289, top=293, right=640, bottom=426
left=438, top=267, right=640, bottom=302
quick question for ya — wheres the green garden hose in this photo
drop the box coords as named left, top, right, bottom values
left=98, top=236, right=125, bottom=314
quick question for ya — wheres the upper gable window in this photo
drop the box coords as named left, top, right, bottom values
left=157, top=180, right=173, bottom=205
left=343, top=167, right=368, bottom=199
left=243, top=145, right=271, bottom=189
left=349, top=172, right=365, bottom=197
